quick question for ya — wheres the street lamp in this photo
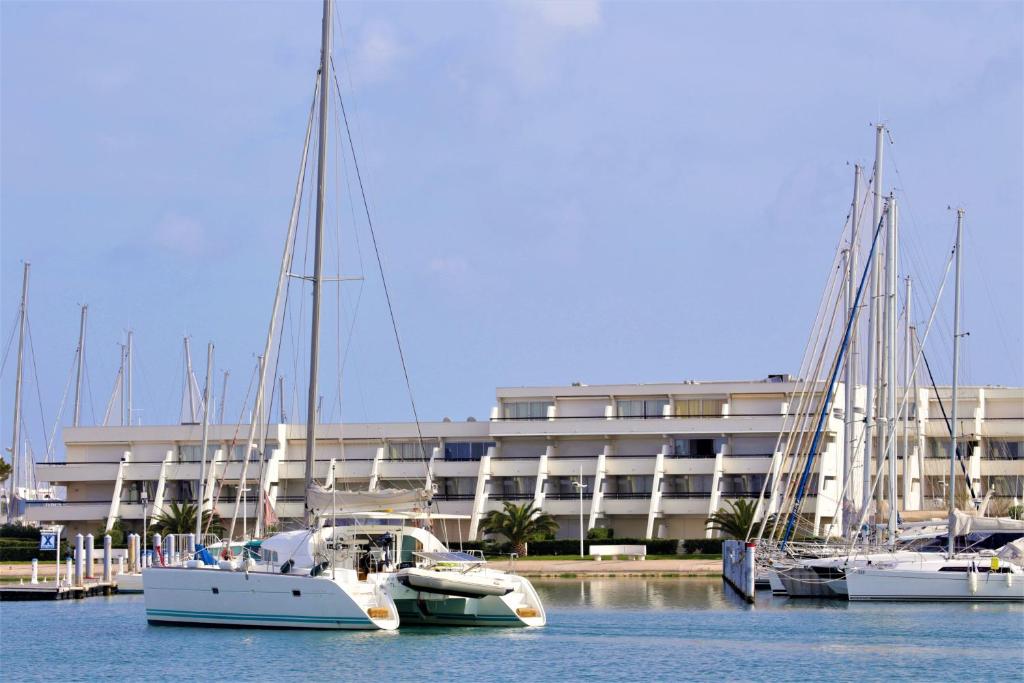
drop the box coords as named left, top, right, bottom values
left=141, top=488, right=149, bottom=567
left=571, top=465, right=587, bottom=558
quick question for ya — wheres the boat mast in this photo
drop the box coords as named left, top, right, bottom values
left=126, top=330, right=134, bottom=426
left=948, top=208, right=964, bottom=558
left=183, top=336, right=196, bottom=423
left=884, top=194, right=898, bottom=543
left=843, top=164, right=861, bottom=535
left=218, top=371, right=229, bottom=424
left=901, top=276, right=912, bottom=510
left=72, top=304, right=88, bottom=427
left=196, top=342, right=214, bottom=540
left=7, top=262, right=29, bottom=523
left=862, top=124, right=884, bottom=521
left=304, top=0, right=334, bottom=527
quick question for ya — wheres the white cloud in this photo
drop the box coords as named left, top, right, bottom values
left=529, top=0, right=602, bottom=30
left=152, top=213, right=206, bottom=257
left=350, top=22, right=406, bottom=84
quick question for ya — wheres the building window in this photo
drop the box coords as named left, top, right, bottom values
left=177, top=445, right=217, bottom=463
left=673, top=438, right=721, bottom=457
left=984, top=476, right=1023, bottom=497
left=489, top=477, right=536, bottom=499
left=544, top=476, right=595, bottom=499
left=502, top=401, right=553, bottom=420
left=602, top=475, right=653, bottom=498
left=660, top=475, right=713, bottom=497
left=444, top=442, right=495, bottom=461
left=616, top=399, right=668, bottom=419
left=719, top=474, right=768, bottom=497
left=387, top=440, right=439, bottom=461
left=985, top=440, right=1022, bottom=460
left=434, top=477, right=477, bottom=499
left=674, top=398, right=725, bottom=417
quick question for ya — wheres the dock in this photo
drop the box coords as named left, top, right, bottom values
left=0, top=579, right=118, bottom=601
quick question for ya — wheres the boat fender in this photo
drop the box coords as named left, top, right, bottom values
left=968, top=564, right=978, bottom=595
left=310, top=560, right=330, bottom=577
left=1006, top=572, right=1013, bottom=588
left=281, top=559, right=294, bottom=574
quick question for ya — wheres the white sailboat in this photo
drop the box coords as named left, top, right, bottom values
left=143, top=0, right=399, bottom=630
left=845, top=210, right=1024, bottom=602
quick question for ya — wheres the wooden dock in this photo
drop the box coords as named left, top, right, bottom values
left=0, top=580, right=118, bottom=601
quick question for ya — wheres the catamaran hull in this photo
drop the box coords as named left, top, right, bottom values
left=143, top=567, right=399, bottom=630
left=380, top=573, right=546, bottom=627
left=846, top=567, right=1024, bottom=602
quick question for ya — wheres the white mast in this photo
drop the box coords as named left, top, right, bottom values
left=72, top=304, right=88, bottom=427
left=884, top=194, right=898, bottom=542
left=948, top=208, right=964, bottom=558
left=901, top=276, right=912, bottom=510
left=183, top=336, right=196, bottom=423
left=304, top=0, right=334, bottom=527
left=218, top=370, right=229, bottom=424
left=843, top=164, right=861, bottom=534
left=196, top=342, right=214, bottom=540
left=7, top=262, right=30, bottom=523
left=863, top=124, right=884, bottom=519
left=126, top=330, right=134, bottom=426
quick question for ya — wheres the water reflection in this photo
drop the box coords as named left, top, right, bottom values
left=534, top=577, right=736, bottom=611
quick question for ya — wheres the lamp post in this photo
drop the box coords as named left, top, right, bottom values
left=141, top=488, right=149, bottom=567
left=571, top=465, right=587, bottom=558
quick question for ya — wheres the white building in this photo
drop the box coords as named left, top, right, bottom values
left=26, top=377, right=1023, bottom=541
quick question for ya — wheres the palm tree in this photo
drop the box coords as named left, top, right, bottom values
left=0, top=458, right=11, bottom=484
left=151, top=502, right=225, bottom=537
left=705, top=499, right=758, bottom=539
left=480, top=501, right=558, bottom=556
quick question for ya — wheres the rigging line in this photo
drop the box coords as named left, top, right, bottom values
left=965, top=230, right=1023, bottom=382
left=919, top=338, right=978, bottom=500
left=83, top=355, right=97, bottom=425
left=25, top=318, right=51, bottom=462
left=0, top=309, right=19, bottom=378
left=330, top=58, right=429, bottom=463
left=46, top=349, right=78, bottom=462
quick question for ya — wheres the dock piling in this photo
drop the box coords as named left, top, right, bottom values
left=74, top=534, right=84, bottom=587
left=31, top=559, right=39, bottom=584
left=85, top=533, right=95, bottom=579
left=103, top=535, right=112, bottom=583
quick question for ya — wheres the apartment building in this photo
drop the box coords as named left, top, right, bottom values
left=25, top=378, right=1023, bottom=541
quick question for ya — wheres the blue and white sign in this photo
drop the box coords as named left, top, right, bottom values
left=39, top=532, right=57, bottom=551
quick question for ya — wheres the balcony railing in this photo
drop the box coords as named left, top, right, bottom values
left=433, top=494, right=476, bottom=501
left=660, top=492, right=712, bottom=498
left=489, top=493, right=534, bottom=500
left=720, top=491, right=770, bottom=498
left=601, top=493, right=652, bottom=499
left=544, top=493, right=587, bottom=500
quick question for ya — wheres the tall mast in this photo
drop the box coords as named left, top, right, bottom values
left=863, top=123, right=884, bottom=518
left=126, top=330, right=134, bottom=426
left=218, top=371, right=229, bottom=424
left=7, top=263, right=30, bottom=522
left=183, top=336, right=196, bottom=423
left=304, top=0, right=333, bottom=527
left=948, top=209, right=964, bottom=558
left=196, top=342, right=214, bottom=539
left=843, top=164, right=861, bottom=534
left=901, top=276, right=912, bottom=510
left=279, top=376, right=287, bottom=423
left=72, top=304, right=88, bottom=427
left=884, top=194, right=898, bottom=542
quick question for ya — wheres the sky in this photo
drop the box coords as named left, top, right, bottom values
left=1, top=1, right=1021, bottom=461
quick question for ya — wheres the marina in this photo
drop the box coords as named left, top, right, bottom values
left=2, top=578, right=1021, bottom=681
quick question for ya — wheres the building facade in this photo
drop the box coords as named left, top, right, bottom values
left=25, top=377, right=1024, bottom=541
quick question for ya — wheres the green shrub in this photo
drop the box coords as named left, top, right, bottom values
left=0, top=523, right=41, bottom=541
left=586, top=527, right=614, bottom=540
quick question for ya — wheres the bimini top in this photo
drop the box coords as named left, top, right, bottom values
left=414, top=551, right=483, bottom=564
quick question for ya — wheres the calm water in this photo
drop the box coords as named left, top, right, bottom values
left=2, top=578, right=1022, bottom=682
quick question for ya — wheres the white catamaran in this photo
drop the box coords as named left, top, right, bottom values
left=143, top=0, right=546, bottom=628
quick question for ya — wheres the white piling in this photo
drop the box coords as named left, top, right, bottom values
left=118, top=555, right=126, bottom=576
left=85, top=533, right=95, bottom=579
left=127, top=534, right=137, bottom=573
left=103, top=535, right=112, bottom=583
left=152, top=533, right=162, bottom=566
left=166, top=534, right=176, bottom=565
left=65, top=558, right=73, bottom=586
left=31, top=558, right=39, bottom=584
left=74, top=534, right=84, bottom=587
left=187, top=533, right=196, bottom=559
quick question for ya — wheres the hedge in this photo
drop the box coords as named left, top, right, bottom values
left=454, top=538, right=723, bottom=557
left=0, top=523, right=41, bottom=541
left=0, top=540, right=70, bottom=562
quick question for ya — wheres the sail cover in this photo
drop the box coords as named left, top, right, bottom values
left=306, top=483, right=432, bottom=514
left=950, top=510, right=1024, bottom=537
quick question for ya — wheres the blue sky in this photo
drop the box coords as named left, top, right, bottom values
left=1, top=1, right=1021, bottom=458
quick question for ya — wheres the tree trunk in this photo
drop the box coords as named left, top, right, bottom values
left=514, top=541, right=528, bottom=557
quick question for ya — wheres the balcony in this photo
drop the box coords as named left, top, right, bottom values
left=542, top=498, right=592, bottom=516
left=659, top=497, right=711, bottom=515
left=23, top=500, right=109, bottom=522
left=489, top=459, right=541, bottom=477
left=599, top=497, right=651, bottom=515
left=37, top=462, right=121, bottom=484
left=604, top=456, right=657, bottom=476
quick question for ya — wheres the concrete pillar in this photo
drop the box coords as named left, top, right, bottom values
left=85, top=533, right=95, bottom=578
left=30, top=558, right=38, bottom=584
left=118, top=555, right=125, bottom=576
left=103, top=535, right=112, bottom=583
left=166, top=534, right=176, bottom=565
left=127, top=534, right=137, bottom=573
left=74, top=534, right=84, bottom=586
left=187, top=533, right=196, bottom=558
left=65, top=558, right=73, bottom=586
